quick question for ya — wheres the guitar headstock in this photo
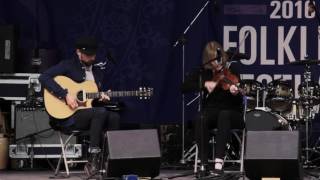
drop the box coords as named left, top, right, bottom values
left=138, top=87, right=153, bottom=99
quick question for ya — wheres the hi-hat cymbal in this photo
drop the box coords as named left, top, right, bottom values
left=289, top=59, right=320, bottom=65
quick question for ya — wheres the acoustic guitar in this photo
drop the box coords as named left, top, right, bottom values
left=44, top=76, right=153, bottom=119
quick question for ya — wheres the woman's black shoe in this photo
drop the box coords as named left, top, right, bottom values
left=210, top=169, right=224, bottom=177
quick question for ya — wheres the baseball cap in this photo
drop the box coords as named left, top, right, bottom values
left=75, top=36, right=98, bottom=55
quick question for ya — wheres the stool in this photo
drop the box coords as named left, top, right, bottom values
left=193, top=129, right=245, bottom=175
left=54, top=130, right=88, bottom=177
left=211, top=129, right=245, bottom=174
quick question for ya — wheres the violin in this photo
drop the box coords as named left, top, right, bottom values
left=212, top=67, right=240, bottom=91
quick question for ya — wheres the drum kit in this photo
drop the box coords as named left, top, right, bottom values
left=243, top=59, right=320, bottom=165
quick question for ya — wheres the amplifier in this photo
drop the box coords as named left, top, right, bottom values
left=9, top=144, right=83, bottom=159
left=15, top=107, right=76, bottom=144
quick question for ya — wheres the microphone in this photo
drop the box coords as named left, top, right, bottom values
left=216, top=48, right=222, bottom=64
left=308, top=0, right=315, bottom=16
left=226, top=48, right=250, bottom=60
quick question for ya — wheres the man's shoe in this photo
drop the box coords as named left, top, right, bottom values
left=84, top=162, right=97, bottom=177
left=84, top=152, right=100, bottom=177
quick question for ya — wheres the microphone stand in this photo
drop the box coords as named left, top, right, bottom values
left=196, top=57, right=222, bottom=178
left=197, top=67, right=207, bottom=178
left=173, top=0, right=211, bottom=164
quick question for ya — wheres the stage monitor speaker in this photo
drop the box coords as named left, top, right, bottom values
left=245, top=131, right=302, bottom=180
left=0, top=25, right=16, bottom=73
left=105, top=129, right=161, bottom=178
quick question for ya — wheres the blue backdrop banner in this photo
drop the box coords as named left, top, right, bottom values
left=1, top=0, right=319, bottom=125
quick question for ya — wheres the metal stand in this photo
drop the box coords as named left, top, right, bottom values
left=300, top=64, right=320, bottom=166
left=302, top=65, right=311, bottom=165
left=197, top=68, right=208, bottom=177
left=291, top=0, right=320, bottom=167
left=172, top=0, right=211, bottom=164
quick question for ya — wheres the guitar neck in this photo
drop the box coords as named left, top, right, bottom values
left=86, top=91, right=143, bottom=99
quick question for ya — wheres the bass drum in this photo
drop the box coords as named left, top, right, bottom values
left=246, top=110, right=290, bottom=131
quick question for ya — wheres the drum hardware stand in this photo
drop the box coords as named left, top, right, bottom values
left=300, top=63, right=320, bottom=167
left=302, top=101, right=320, bottom=167
left=303, top=105, right=313, bottom=166
left=255, top=86, right=271, bottom=112
left=304, top=131, right=320, bottom=167
left=301, top=64, right=312, bottom=166
left=173, top=0, right=211, bottom=165
left=255, top=87, right=260, bottom=108
left=297, top=0, right=320, bottom=168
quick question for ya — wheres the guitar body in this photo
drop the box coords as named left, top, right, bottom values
left=44, top=76, right=98, bottom=119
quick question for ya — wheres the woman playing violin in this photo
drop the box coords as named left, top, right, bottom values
left=182, top=41, right=245, bottom=176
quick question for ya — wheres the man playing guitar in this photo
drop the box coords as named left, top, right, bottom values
left=39, top=36, right=120, bottom=177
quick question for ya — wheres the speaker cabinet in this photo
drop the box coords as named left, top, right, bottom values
left=105, top=129, right=161, bottom=178
left=245, top=131, right=302, bottom=180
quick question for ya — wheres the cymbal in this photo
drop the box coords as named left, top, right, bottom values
left=289, top=59, right=320, bottom=65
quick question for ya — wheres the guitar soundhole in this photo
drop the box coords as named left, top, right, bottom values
left=77, top=91, right=84, bottom=101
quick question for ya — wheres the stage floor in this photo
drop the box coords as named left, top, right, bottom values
left=1, top=168, right=320, bottom=180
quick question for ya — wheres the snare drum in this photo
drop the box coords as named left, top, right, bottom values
left=267, top=80, right=293, bottom=112
left=246, top=110, right=289, bottom=131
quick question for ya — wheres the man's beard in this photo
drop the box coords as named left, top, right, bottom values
left=81, top=60, right=94, bottom=66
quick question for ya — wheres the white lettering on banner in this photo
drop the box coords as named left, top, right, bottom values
left=282, top=1, right=293, bottom=19
left=241, top=74, right=297, bottom=82
left=300, top=26, right=307, bottom=59
left=223, top=0, right=320, bottom=100
left=256, top=74, right=273, bottom=84
left=270, top=0, right=315, bottom=19
left=241, top=73, right=304, bottom=98
left=261, top=26, right=275, bottom=65
left=223, top=26, right=237, bottom=50
left=240, top=74, right=254, bottom=80
left=224, top=25, right=315, bottom=65
left=273, top=74, right=292, bottom=81
left=278, top=26, right=296, bottom=65
left=239, top=26, right=257, bottom=65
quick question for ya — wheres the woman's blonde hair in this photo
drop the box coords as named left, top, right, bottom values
left=202, top=41, right=228, bottom=69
